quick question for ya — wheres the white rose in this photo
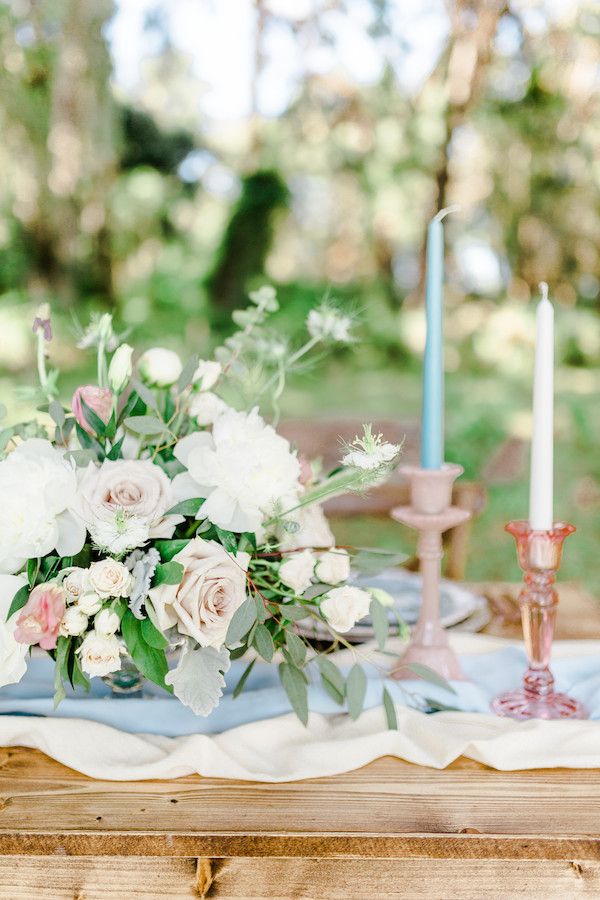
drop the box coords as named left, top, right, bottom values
left=77, top=593, right=103, bottom=615
left=149, top=537, right=249, bottom=649
left=279, top=550, right=315, bottom=595
left=0, top=439, right=85, bottom=574
left=78, top=631, right=123, bottom=677
left=320, top=586, right=371, bottom=633
left=138, top=347, right=182, bottom=387
left=94, top=608, right=120, bottom=635
left=108, top=343, right=133, bottom=393
left=189, top=391, right=228, bottom=426
left=0, top=574, right=28, bottom=687
left=193, top=359, right=221, bottom=391
left=314, top=549, right=350, bottom=585
left=62, top=568, right=87, bottom=604
left=278, top=503, right=335, bottom=551
left=59, top=606, right=88, bottom=637
left=87, top=559, right=132, bottom=599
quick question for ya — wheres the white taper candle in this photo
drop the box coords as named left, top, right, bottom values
left=529, top=282, right=554, bottom=531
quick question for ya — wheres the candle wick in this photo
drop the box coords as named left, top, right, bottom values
left=539, top=281, right=549, bottom=302
left=434, top=204, right=460, bottom=223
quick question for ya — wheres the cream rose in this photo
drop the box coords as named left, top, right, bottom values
left=77, top=593, right=103, bottom=615
left=59, top=606, right=88, bottom=637
left=320, top=586, right=371, bottom=633
left=279, top=504, right=335, bottom=551
left=314, top=549, right=350, bottom=585
left=79, top=459, right=178, bottom=545
left=86, top=559, right=132, bottom=599
left=62, top=568, right=87, bottom=604
left=279, top=550, right=315, bottom=595
left=94, top=608, right=120, bottom=635
left=78, top=631, right=123, bottom=677
left=149, top=537, right=249, bottom=649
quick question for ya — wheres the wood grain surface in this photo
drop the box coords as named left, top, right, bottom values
left=0, top=581, right=598, bottom=899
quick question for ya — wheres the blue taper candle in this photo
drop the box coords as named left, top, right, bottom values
left=420, top=206, right=457, bottom=470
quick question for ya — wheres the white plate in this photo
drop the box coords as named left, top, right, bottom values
left=297, top=569, right=486, bottom=643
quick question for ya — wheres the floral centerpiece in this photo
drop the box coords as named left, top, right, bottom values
left=0, top=289, right=402, bottom=724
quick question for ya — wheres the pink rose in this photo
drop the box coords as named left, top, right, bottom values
left=14, top=583, right=66, bottom=650
left=71, top=386, right=113, bottom=435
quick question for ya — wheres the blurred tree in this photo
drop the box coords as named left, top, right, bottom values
left=205, top=170, right=289, bottom=325
left=0, top=0, right=118, bottom=306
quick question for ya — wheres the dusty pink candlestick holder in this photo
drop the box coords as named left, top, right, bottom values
left=492, top=520, right=588, bottom=720
left=389, top=463, right=470, bottom=681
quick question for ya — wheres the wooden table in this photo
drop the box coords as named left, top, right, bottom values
left=1, top=583, right=599, bottom=900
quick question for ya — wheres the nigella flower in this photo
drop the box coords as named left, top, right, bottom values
left=341, top=425, right=402, bottom=472
left=307, top=305, right=354, bottom=343
left=125, top=547, right=161, bottom=619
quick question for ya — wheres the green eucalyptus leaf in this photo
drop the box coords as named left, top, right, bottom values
left=177, top=354, right=199, bottom=393
left=130, top=377, right=159, bottom=412
left=382, top=687, right=398, bottom=730
left=346, top=664, right=367, bottom=720
left=225, top=596, right=257, bottom=644
left=124, top=415, right=166, bottom=436
left=369, top=597, right=389, bottom=651
left=316, top=656, right=345, bottom=696
left=285, top=630, right=306, bottom=666
left=48, top=400, right=65, bottom=427
left=279, top=662, right=309, bottom=725
left=252, top=624, right=274, bottom=662
left=232, top=657, right=256, bottom=698
left=406, top=662, right=458, bottom=695
left=352, top=548, right=407, bottom=577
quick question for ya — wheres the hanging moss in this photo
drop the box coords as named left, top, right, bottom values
left=205, top=170, right=289, bottom=326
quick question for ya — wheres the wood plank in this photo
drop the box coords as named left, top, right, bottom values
left=1, top=750, right=600, bottom=857
left=0, top=856, right=199, bottom=899
left=195, top=857, right=600, bottom=899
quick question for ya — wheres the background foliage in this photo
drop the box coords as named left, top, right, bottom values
left=1, top=0, right=600, bottom=588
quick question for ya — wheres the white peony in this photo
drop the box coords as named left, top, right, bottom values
left=94, top=608, right=120, bottom=635
left=0, top=439, right=86, bottom=574
left=77, top=593, right=103, bottom=615
left=193, top=360, right=221, bottom=391
left=189, top=391, right=228, bottom=426
left=279, top=550, right=315, bottom=595
left=320, top=586, right=371, bottom=633
left=59, top=606, right=88, bottom=637
left=172, top=408, right=301, bottom=533
left=314, top=549, right=350, bottom=585
left=86, top=558, right=132, bottom=599
left=78, top=630, right=123, bottom=677
left=0, top=574, right=28, bottom=687
left=278, top=503, right=335, bottom=551
left=138, top=347, right=182, bottom=387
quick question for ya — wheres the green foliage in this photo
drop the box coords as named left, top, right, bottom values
left=120, top=609, right=172, bottom=692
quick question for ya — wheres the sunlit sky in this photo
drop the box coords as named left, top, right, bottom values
left=106, top=0, right=577, bottom=124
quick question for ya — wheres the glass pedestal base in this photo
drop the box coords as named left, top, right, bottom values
left=492, top=689, right=587, bottom=721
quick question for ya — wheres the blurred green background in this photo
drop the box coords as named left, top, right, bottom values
left=1, top=0, right=600, bottom=590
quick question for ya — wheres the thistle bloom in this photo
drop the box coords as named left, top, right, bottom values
left=71, top=385, right=113, bottom=435
left=14, top=583, right=66, bottom=650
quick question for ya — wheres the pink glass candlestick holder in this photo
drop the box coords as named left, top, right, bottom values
left=492, top=520, right=588, bottom=720
left=389, top=464, right=471, bottom=682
